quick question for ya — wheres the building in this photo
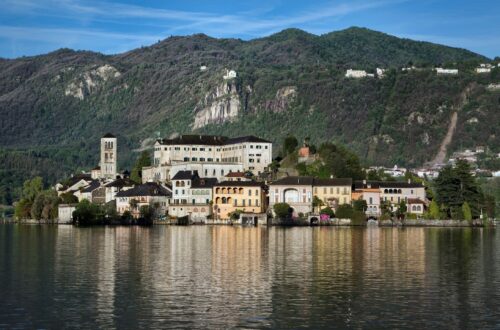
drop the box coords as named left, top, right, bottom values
left=476, top=67, right=491, bottom=73
left=58, top=204, right=77, bottom=223
left=169, top=171, right=216, bottom=221
left=55, top=173, right=93, bottom=196
left=223, top=69, right=237, bottom=79
left=354, top=180, right=426, bottom=215
left=115, top=182, right=171, bottom=218
left=345, top=69, right=368, bottom=78
left=147, top=134, right=272, bottom=182
left=104, top=177, right=135, bottom=203
left=313, top=178, right=353, bottom=209
left=224, top=171, right=251, bottom=182
left=100, top=133, right=117, bottom=179
left=269, top=176, right=314, bottom=216
left=435, top=68, right=458, bottom=75
left=352, top=188, right=381, bottom=217
left=213, top=181, right=266, bottom=220
left=407, top=198, right=425, bottom=214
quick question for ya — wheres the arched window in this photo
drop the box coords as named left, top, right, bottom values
left=215, top=188, right=220, bottom=194
left=215, top=197, right=221, bottom=204
left=384, top=189, right=388, bottom=193
left=222, top=197, right=227, bottom=204
left=398, top=189, right=402, bottom=194
left=412, top=205, right=417, bottom=211
left=417, top=205, right=421, bottom=211
left=233, top=187, right=238, bottom=194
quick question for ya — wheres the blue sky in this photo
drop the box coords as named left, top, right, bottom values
left=1, top=0, right=499, bottom=59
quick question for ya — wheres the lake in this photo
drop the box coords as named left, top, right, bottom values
left=1, top=225, right=499, bottom=329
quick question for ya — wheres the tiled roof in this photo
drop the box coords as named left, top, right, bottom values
left=313, top=178, right=353, bottom=186
left=172, top=170, right=198, bottom=180
left=115, top=182, right=171, bottom=197
left=354, top=180, right=424, bottom=189
left=158, top=134, right=271, bottom=146
left=81, top=180, right=101, bottom=193
left=103, top=133, right=115, bottom=138
left=214, top=180, right=265, bottom=187
left=105, top=177, right=135, bottom=188
left=270, top=176, right=315, bottom=186
left=225, top=171, right=246, bottom=178
left=407, top=198, right=425, bottom=204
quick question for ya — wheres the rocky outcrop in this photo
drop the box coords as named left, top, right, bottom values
left=192, top=80, right=240, bottom=129
left=262, top=86, right=297, bottom=113
left=64, top=64, right=121, bottom=100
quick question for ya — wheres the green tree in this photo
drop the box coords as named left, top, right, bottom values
left=396, top=200, right=407, bottom=219
left=22, top=177, right=43, bottom=202
left=14, top=199, right=32, bottom=220
left=72, top=200, right=104, bottom=226
left=429, top=200, right=440, bottom=219
left=131, top=151, right=152, bottom=183
left=274, top=202, right=291, bottom=219
left=59, top=192, right=78, bottom=204
left=353, top=199, right=367, bottom=212
left=312, top=196, right=324, bottom=212
left=283, top=135, right=298, bottom=155
left=462, top=202, right=472, bottom=221
left=31, top=190, right=59, bottom=220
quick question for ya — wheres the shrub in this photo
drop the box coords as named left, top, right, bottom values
left=351, top=210, right=366, bottom=225
left=320, top=207, right=335, bottom=218
left=274, top=202, right=291, bottom=219
left=336, top=204, right=353, bottom=219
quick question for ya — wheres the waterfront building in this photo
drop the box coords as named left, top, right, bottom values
left=313, top=178, right=353, bottom=208
left=115, top=182, right=171, bottom=218
left=269, top=177, right=314, bottom=216
left=57, top=204, right=77, bottom=223
left=169, top=170, right=216, bottom=221
left=213, top=181, right=266, bottom=220
left=145, top=134, right=272, bottom=183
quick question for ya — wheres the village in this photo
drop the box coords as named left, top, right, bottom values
left=53, top=133, right=437, bottom=225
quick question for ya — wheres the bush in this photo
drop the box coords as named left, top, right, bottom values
left=336, top=204, right=353, bottom=219
left=72, top=200, right=105, bottom=226
left=351, top=210, right=366, bottom=225
left=406, top=213, right=417, bottom=220
left=320, top=207, right=335, bottom=218
left=274, top=202, right=292, bottom=219
left=353, top=199, right=367, bottom=212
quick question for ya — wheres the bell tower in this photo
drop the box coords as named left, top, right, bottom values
left=100, top=133, right=117, bottom=179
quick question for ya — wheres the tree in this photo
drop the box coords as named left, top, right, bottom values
left=429, top=200, right=440, bottom=219
left=22, top=177, right=43, bottom=202
left=131, top=151, right=152, bottom=183
left=139, top=205, right=154, bottom=225
left=31, top=190, right=59, bottom=220
left=59, top=192, right=78, bottom=204
left=320, top=207, right=335, bottom=218
left=274, top=203, right=292, bottom=219
left=129, top=198, right=139, bottom=212
left=14, top=199, right=32, bottom=220
left=283, top=135, right=298, bottom=155
left=462, top=202, right=472, bottom=221
left=312, top=196, right=324, bottom=212
left=434, top=160, right=482, bottom=218
left=396, top=200, right=407, bottom=219
left=353, top=199, right=367, bottom=212
left=336, top=204, right=354, bottom=219
left=72, top=200, right=104, bottom=225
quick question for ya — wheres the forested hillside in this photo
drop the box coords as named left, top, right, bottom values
left=0, top=27, right=499, bottom=204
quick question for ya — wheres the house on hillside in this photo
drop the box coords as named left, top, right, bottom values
left=115, top=182, right=171, bottom=218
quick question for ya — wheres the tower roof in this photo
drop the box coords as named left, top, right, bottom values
left=102, top=133, right=116, bottom=138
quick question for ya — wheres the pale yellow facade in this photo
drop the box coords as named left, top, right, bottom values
left=313, top=185, right=352, bottom=208
left=213, top=182, right=266, bottom=220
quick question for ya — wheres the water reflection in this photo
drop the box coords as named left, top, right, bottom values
left=0, top=225, right=499, bottom=328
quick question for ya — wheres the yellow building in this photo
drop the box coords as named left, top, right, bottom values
left=213, top=181, right=266, bottom=220
left=312, top=178, right=352, bottom=209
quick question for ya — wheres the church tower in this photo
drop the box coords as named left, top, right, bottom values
left=100, top=133, right=117, bottom=179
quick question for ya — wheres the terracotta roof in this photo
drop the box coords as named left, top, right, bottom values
left=225, top=171, right=246, bottom=178
left=407, top=198, right=425, bottom=204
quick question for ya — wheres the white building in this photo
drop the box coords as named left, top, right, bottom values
left=376, top=68, right=385, bottom=78
left=58, top=204, right=77, bottom=223
left=115, top=182, right=171, bottom=218
left=435, top=68, right=458, bottom=75
left=100, top=133, right=117, bottom=179
left=476, top=67, right=491, bottom=73
left=345, top=69, right=368, bottom=78
left=169, top=170, right=216, bottom=220
left=223, top=69, right=237, bottom=80
left=146, top=135, right=272, bottom=183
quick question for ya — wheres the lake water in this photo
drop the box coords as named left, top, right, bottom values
left=1, top=225, right=499, bottom=329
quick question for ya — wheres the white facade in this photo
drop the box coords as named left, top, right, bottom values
left=58, top=204, right=77, bottom=223
left=345, top=69, right=368, bottom=78
left=100, top=134, right=117, bottom=179
left=435, top=68, right=458, bottom=75
left=476, top=67, right=491, bottom=73
left=150, top=135, right=272, bottom=183
left=223, top=69, right=237, bottom=80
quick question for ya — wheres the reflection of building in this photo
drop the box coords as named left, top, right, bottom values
left=213, top=181, right=266, bottom=220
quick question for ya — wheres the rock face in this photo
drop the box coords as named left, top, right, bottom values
left=262, top=86, right=297, bottom=113
left=65, top=64, right=121, bottom=100
left=192, top=80, right=240, bottom=129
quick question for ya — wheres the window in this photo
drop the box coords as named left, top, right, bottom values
left=411, top=189, right=414, bottom=194
left=255, top=189, right=259, bottom=195
left=234, top=199, right=238, bottom=206
left=249, top=199, right=252, bottom=206
left=369, top=197, right=373, bottom=204
left=255, top=199, right=259, bottom=206
left=192, top=199, right=195, bottom=205
left=208, top=158, right=213, bottom=162
left=192, top=148, right=197, bottom=151
left=242, top=199, right=245, bottom=206
left=330, top=187, right=333, bottom=194
left=184, top=157, right=189, bottom=161
left=323, top=187, right=327, bottom=194
left=200, top=158, right=205, bottom=162
left=336, top=187, right=340, bottom=194
left=205, top=169, right=208, bottom=176
left=191, top=157, right=197, bottom=161
left=249, top=190, right=252, bottom=196
left=199, top=148, right=205, bottom=151
left=250, top=145, right=254, bottom=149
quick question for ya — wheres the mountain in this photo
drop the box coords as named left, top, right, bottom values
left=0, top=27, right=498, bottom=203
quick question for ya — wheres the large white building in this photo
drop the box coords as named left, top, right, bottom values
left=144, top=135, right=272, bottom=183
